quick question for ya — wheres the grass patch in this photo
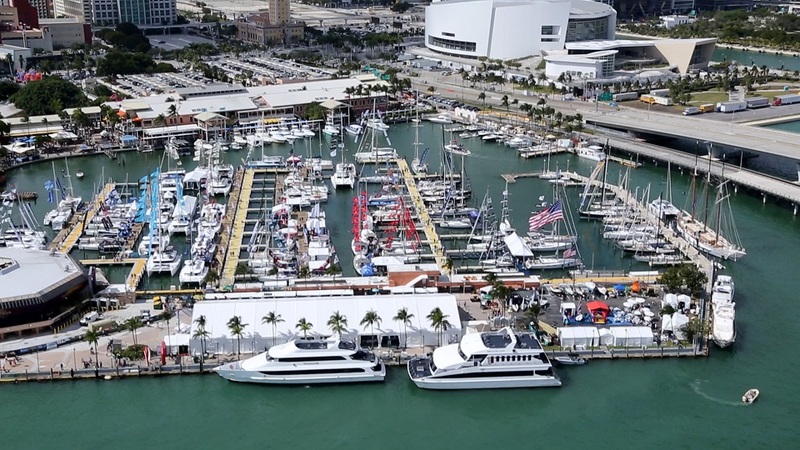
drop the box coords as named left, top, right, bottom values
left=687, top=91, right=730, bottom=105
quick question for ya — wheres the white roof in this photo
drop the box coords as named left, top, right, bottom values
left=503, top=232, right=533, bottom=257
left=190, top=294, right=461, bottom=341
left=0, top=248, right=84, bottom=302
left=163, top=334, right=191, bottom=347
left=248, top=78, right=365, bottom=109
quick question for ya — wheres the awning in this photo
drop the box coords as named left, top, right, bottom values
left=503, top=232, right=533, bottom=257
left=587, top=301, right=610, bottom=312
left=49, top=131, right=78, bottom=140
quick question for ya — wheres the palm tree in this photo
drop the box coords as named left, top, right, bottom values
left=359, top=310, right=382, bottom=348
left=327, top=311, right=348, bottom=338
left=166, top=103, right=178, bottom=125
left=192, top=315, right=210, bottom=371
left=442, top=257, right=454, bottom=276
left=427, top=307, right=453, bottom=348
left=124, top=317, right=143, bottom=346
left=393, top=308, right=414, bottom=349
left=159, top=310, right=172, bottom=335
left=477, top=91, right=486, bottom=106
left=501, top=94, right=509, bottom=110
left=427, top=85, right=436, bottom=95
left=84, top=329, right=100, bottom=369
left=261, top=312, right=284, bottom=347
left=153, top=114, right=166, bottom=127
left=226, top=316, right=247, bottom=359
left=296, top=317, right=313, bottom=339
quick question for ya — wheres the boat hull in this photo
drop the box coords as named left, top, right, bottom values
left=215, top=361, right=386, bottom=384
left=409, top=374, right=561, bottom=390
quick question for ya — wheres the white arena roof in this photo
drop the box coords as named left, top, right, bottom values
left=190, top=294, right=462, bottom=351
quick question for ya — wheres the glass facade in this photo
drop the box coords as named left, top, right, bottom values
left=566, top=17, right=608, bottom=43
left=427, top=36, right=477, bottom=53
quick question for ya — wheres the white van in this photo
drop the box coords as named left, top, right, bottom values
left=79, top=311, right=99, bottom=326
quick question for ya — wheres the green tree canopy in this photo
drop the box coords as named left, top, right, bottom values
left=0, top=80, right=20, bottom=102
left=11, top=76, right=87, bottom=115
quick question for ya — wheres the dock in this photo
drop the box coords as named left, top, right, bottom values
left=79, top=257, right=147, bottom=292
left=519, top=146, right=568, bottom=159
left=500, top=172, right=543, bottom=184
left=53, top=183, right=116, bottom=253
left=397, top=159, right=447, bottom=272
left=220, top=168, right=255, bottom=287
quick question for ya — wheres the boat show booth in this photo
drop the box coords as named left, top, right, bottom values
left=189, top=292, right=462, bottom=354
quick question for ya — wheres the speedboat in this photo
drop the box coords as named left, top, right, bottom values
left=554, top=354, right=587, bottom=366
left=345, top=124, right=363, bottom=136
left=428, top=114, right=454, bottom=124
left=331, top=163, right=356, bottom=189
left=407, top=327, right=561, bottom=390
left=214, top=338, right=386, bottom=385
left=742, top=389, right=759, bottom=404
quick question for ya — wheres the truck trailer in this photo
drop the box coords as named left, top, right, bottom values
left=613, top=92, right=639, bottom=101
left=717, top=101, right=747, bottom=113
left=745, top=97, right=770, bottom=109
left=773, top=94, right=800, bottom=106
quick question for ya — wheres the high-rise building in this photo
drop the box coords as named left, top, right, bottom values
left=269, top=0, right=289, bottom=25
left=7, top=0, right=40, bottom=27
left=52, top=0, right=91, bottom=24
left=52, top=0, right=176, bottom=26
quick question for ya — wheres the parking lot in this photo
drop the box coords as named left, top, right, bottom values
left=149, top=34, right=216, bottom=50
left=207, top=55, right=335, bottom=82
left=103, top=72, right=211, bottom=96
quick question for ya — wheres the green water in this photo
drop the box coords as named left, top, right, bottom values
left=3, top=124, right=800, bottom=447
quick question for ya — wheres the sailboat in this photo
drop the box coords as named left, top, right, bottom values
left=523, top=185, right=582, bottom=270
left=675, top=157, right=745, bottom=261
left=411, top=98, right=428, bottom=174
left=44, top=160, right=83, bottom=231
left=330, top=131, right=356, bottom=189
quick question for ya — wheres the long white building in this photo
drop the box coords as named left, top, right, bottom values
left=424, top=0, right=616, bottom=60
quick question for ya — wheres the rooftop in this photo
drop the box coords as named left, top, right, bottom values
left=0, top=248, right=85, bottom=303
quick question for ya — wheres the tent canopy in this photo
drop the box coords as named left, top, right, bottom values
left=503, top=232, right=533, bottom=257
left=587, top=301, right=609, bottom=312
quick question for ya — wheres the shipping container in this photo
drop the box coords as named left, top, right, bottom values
left=717, top=101, right=747, bottom=113
left=640, top=95, right=656, bottom=104
left=613, top=92, right=639, bottom=101
left=773, top=94, right=800, bottom=106
left=653, top=96, right=673, bottom=106
left=650, top=89, right=670, bottom=97
left=682, top=107, right=701, bottom=116
left=699, top=104, right=715, bottom=113
left=745, top=97, right=770, bottom=109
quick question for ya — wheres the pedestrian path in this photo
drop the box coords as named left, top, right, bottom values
left=397, top=159, right=446, bottom=272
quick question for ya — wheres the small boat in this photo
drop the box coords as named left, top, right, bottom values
left=742, top=388, right=759, bottom=404
left=554, top=354, right=587, bottom=366
left=75, top=170, right=85, bottom=179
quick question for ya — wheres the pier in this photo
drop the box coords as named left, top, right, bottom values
left=397, top=159, right=447, bottom=272
left=220, top=168, right=255, bottom=287
left=79, top=257, right=147, bottom=292
left=53, top=183, right=116, bottom=253
left=500, top=172, right=543, bottom=184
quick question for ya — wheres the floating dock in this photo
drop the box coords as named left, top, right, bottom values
left=54, top=183, right=116, bottom=253
left=397, top=159, right=447, bottom=272
left=220, top=168, right=255, bottom=287
left=79, top=257, right=147, bottom=292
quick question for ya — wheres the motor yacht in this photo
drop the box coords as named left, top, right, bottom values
left=146, top=249, right=182, bottom=276
left=576, top=144, right=606, bottom=162
left=407, top=327, right=561, bottom=390
left=712, top=301, right=736, bottom=348
left=179, top=258, right=209, bottom=285
left=331, top=163, right=356, bottom=189
left=214, top=338, right=386, bottom=385
left=428, top=114, right=454, bottom=124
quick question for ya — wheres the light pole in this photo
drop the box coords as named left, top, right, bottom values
left=730, top=110, right=735, bottom=134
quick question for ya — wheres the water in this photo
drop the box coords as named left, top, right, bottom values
left=3, top=124, right=800, bottom=447
left=713, top=46, right=800, bottom=72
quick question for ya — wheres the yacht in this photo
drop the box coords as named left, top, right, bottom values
left=648, top=198, right=681, bottom=221
left=344, top=123, right=363, bottom=137
left=146, top=249, right=183, bottom=276
left=331, top=163, right=356, bottom=189
left=712, top=301, right=736, bottom=348
left=428, top=114, right=454, bottom=124
left=214, top=338, right=386, bottom=385
left=711, top=275, right=734, bottom=306
left=576, top=144, right=606, bottom=162
left=366, top=117, right=389, bottom=132
left=179, top=258, right=209, bottom=285
left=407, top=327, right=561, bottom=390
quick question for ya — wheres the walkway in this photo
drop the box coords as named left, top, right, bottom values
left=605, top=136, right=800, bottom=206
left=220, top=169, right=255, bottom=287
left=80, top=257, right=147, bottom=292
left=55, top=183, right=116, bottom=253
left=397, top=159, right=446, bottom=272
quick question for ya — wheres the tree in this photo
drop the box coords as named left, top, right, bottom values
left=523, top=303, right=542, bottom=330
left=427, top=307, right=452, bottom=348
left=296, top=317, right=313, bottom=339
left=679, top=317, right=710, bottom=343
left=442, top=257, right=454, bottom=276
left=226, top=316, right=247, bottom=359
left=680, top=264, right=708, bottom=296
left=477, top=91, right=486, bottom=106
left=427, top=85, right=436, bottom=95
left=192, top=315, right=210, bottom=371
left=490, top=282, right=512, bottom=312
left=84, top=328, right=100, bottom=369
left=261, top=312, right=284, bottom=347
left=11, top=76, right=88, bottom=115
left=501, top=94, right=509, bottom=110
left=153, top=114, right=166, bottom=127
left=303, top=101, right=325, bottom=120
left=393, top=308, right=414, bottom=349
left=360, top=310, right=382, bottom=348
left=124, top=317, right=143, bottom=346
left=327, top=311, right=348, bottom=338
left=159, top=310, right=172, bottom=335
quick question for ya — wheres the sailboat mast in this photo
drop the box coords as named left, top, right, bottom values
left=702, top=146, right=713, bottom=231
left=714, top=162, right=726, bottom=245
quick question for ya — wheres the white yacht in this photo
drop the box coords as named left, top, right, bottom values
left=712, top=301, right=736, bottom=348
left=428, top=114, right=453, bottom=124
left=214, top=339, right=386, bottom=385
left=648, top=198, right=681, bottom=221
left=344, top=123, right=363, bottom=136
left=331, top=163, right=356, bottom=189
left=576, top=144, right=606, bottom=162
left=179, top=258, right=209, bottom=285
left=146, top=249, right=182, bottom=276
left=711, top=275, right=735, bottom=306
left=407, top=327, right=561, bottom=390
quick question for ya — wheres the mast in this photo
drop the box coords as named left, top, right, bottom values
left=714, top=161, right=726, bottom=245
left=689, top=154, right=698, bottom=219
left=702, top=144, right=713, bottom=231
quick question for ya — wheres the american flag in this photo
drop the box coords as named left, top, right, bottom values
left=528, top=200, right=564, bottom=231
left=563, top=246, right=577, bottom=258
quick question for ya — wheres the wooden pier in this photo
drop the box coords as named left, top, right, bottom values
left=52, top=183, right=116, bottom=253
left=220, top=168, right=255, bottom=288
left=519, top=146, right=568, bottom=159
left=500, top=172, right=543, bottom=184
left=397, top=159, right=447, bottom=272
left=79, top=257, right=147, bottom=292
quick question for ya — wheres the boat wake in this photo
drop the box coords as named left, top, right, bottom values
left=690, top=380, right=744, bottom=407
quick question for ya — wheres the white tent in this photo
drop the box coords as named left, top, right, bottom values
left=661, top=313, right=690, bottom=339
left=162, top=334, right=191, bottom=353
left=598, top=328, right=614, bottom=346
left=557, top=327, right=599, bottom=349
left=189, top=293, right=462, bottom=355
left=503, top=232, right=533, bottom=257
left=663, top=293, right=678, bottom=309
left=609, top=326, right=654, bottom=347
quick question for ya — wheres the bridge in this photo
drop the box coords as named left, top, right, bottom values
left=584, top=110, right=800, bottom=163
